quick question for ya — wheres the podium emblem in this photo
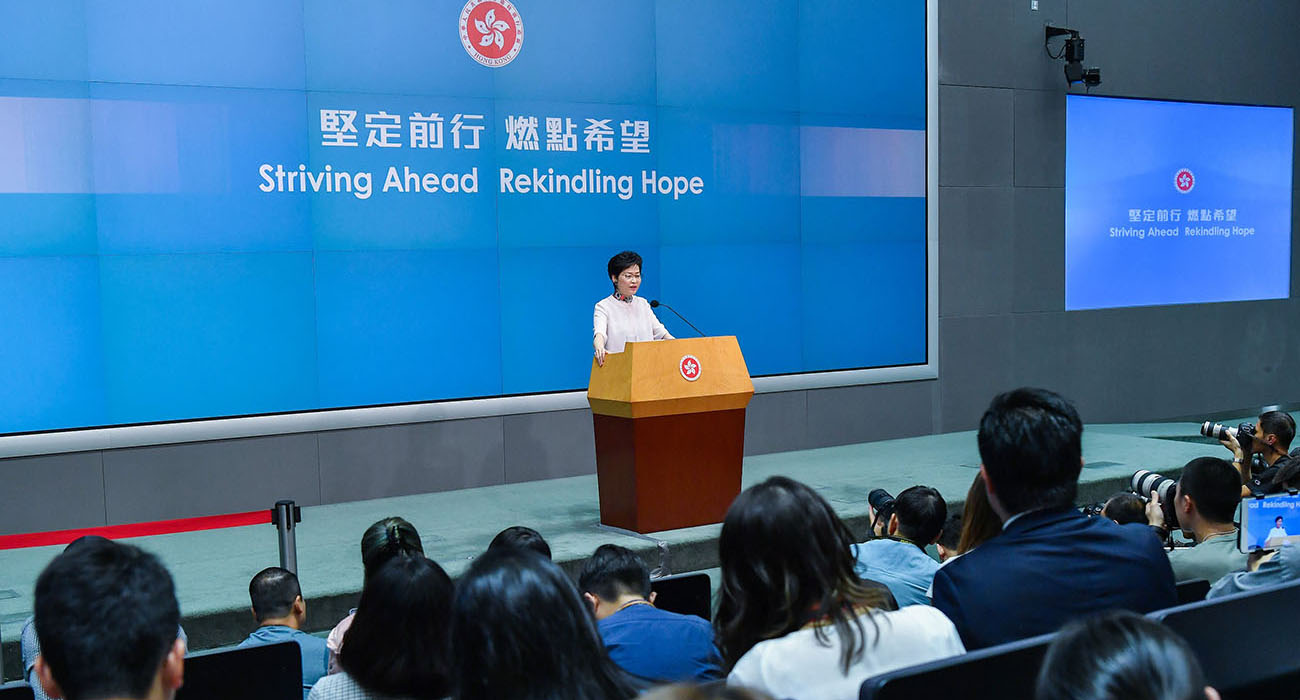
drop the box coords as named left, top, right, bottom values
left=679, top=355, right=701, bottom=381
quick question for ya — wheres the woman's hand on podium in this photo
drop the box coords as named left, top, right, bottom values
left=594, top=334, right=607, bottom=366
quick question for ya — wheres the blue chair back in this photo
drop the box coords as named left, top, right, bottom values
left=1151, top=579, right=1300, bottom=699
left=859, top=632, right=1053, bottom=700
left=0, top=682, right=35, bottom=700
left=175, top=641, right=301, bottom=700
left=1175, top=578, right=1210, bottom=604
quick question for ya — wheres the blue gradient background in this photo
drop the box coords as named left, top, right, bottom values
left=1065, top=96, right=1293, bottom=311
left=0, top=0, right=926, bottom=433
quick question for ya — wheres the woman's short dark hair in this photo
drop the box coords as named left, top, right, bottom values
left=1035, top=611, right=1209, bottom=700
left=714, top=476, right=890, bottom=674
left=607, top=251, right=643, bottom=279
left=488, top=525, right=552, bottom=559
left=339, top=556, right=452, bottom=699
left=360, top=516, right=424, bottom=582
left=451, top=547, right=636, bottom=700
left=1102, top=492, right=1148, bottom=526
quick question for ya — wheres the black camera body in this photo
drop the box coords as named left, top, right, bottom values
left=1080, top=502, right=1106, bottom=517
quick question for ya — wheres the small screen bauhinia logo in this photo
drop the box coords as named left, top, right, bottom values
left=460, top=0, right=523, bottom=68
left=1175, top=168, right=1195, bottom=194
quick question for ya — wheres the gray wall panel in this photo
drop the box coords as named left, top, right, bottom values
left=938, top=0, right=1014, bottom=88
left=1010, top=312, right=1072, bottom=399
left=503, top=409, right=596, bottom=483
left=806, top=381, right=937, bottom=449
left=0, top=452, right=105, bottom=535
left=1013, top=0, right=1070, bottom=91
left=939, top=186, right=1015, bottom=317
left=1013, top=89, right=1064, bottom=188
left=102, top=435, right=320, bottom=525
left=938, top=314, right=1016, bottom=431
left=1068, top=3, right=1300, bottom=106
left=1011, top=187, right=1065, bottom=313
left=744, top=390, right=808, bottom=456
left=317, top=418, right=504, bottom=503
left=938, top=86, right=1014, bottom=187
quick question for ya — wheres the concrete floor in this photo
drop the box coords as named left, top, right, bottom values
left=0, top=419, right=1238, bottom=680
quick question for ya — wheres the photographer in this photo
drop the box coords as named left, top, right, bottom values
left=1219, top=411, right=1296, bottom=497
left=853, top=485, right=946, bottom=607
left=1145, top=457, right=1246, bottom=583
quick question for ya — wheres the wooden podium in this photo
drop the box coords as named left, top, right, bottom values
left=587, top=337, right=754, bottom=533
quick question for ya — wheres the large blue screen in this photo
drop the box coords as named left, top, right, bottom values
left=0, top=1, right=928, bottom=434
left=1066, top=95, right=1293, bottom=311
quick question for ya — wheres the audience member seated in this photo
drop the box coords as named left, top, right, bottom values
left=21, top=537, right=188, bottom=700
left=326, top=516, right=424, bottom=673
left=1144, top=457, right=1247, bottom=584
left=488, top=524, right=552, bottom=559
left=716, top=476, right=964, bottom=700
left=1220, top=410, right=1296, bottom=496
left=931, top=388, right=1176, bottom=651
left=31, top=538, right=185, bottom=700
left=1101, top=492, right=1147, bottom=526
left=238, top=567, right=329, bottom=698
left=1035, top=611, right=1219, bottom=700
left=308, top=556, right=452, bottom=700
left=1208, top=542, right=1300, bottom=599
left=925, top=501, right=974, bottom=599
left=957, top=472, right=1001, bottom=554
left=639, top=684, right=774, bottom=700
left=578, top=544, right=722, bottom=684
left=934, top=512, right=963, bottom=563
left=852, top=485, right=947, bottom=607
left=451, top=547, right=637, bottom=700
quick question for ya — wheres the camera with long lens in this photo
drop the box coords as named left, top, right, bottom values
left=1131, top=470, right=1179, bottom=529
left=1200, top=420, right=1256, bottom=443
left=867, top=489, right=896, bottom=535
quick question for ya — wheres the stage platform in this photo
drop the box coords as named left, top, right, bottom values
left=0, top=419, right=1241, bottom=680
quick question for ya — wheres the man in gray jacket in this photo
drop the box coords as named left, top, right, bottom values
left=1146, top=456, right=1247, bottom=583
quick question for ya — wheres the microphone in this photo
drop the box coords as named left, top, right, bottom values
left=649, top=300, right=706, bottom=337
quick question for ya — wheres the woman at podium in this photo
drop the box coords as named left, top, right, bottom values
left=593, top=250, right=673, bottom=366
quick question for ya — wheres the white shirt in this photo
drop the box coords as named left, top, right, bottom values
left=593, top=294, right=670, bottom=353
left=727, top=605, right=965, bottom=700
left=1268, top=526, right=1289, bottom=542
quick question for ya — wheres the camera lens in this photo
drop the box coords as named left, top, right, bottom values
left=867, top=489, right=895, bottom=513
left=1129, top=470, right=1179, bottom=528
left=1199, top=421, right=1232, bottom=441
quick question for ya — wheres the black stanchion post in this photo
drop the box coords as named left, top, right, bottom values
left=270, top=499, right=302, bottom=574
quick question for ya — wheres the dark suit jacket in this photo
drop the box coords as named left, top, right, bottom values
left=931, top=507, right=1176, bottom=650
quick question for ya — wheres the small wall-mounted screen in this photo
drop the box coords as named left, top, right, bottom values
left=1065, top=95, right=1293, bottom=311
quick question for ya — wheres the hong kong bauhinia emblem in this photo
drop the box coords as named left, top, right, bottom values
left=460, top=0, right=524, bottom=68
left=679, top=355, right=701, bottom=382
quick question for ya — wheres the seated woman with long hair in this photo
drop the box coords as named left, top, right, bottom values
left=957, top=472, right=1001, bottom=555
left=717, top=476, right=965, bottom=700
left=326, top=516, right=426, bottom=673
left=308, top=556, right=452, bottom=700
left=450, top=547, right=637, bottom=700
